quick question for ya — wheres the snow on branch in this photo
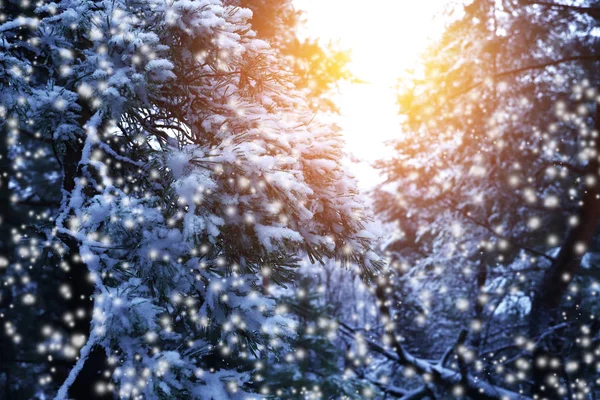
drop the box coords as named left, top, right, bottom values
left=338, top=322, right=531, bottom=400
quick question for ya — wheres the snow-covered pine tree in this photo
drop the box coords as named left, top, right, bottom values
left=0, top=0, right=381, bottom=398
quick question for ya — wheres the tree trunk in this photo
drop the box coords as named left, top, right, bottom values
left=0, top=118, right=17, bottom=399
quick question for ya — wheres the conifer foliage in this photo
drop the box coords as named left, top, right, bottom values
left=0, top=0, right=380, bottom=398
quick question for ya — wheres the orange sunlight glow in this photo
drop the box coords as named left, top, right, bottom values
left=295, top=0, right=448, bottom=187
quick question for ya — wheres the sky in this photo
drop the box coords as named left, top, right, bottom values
left=294, top=0, right=449, bottom=187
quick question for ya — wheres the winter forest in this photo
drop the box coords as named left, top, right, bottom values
left=2, top=0, right=600, bottom=398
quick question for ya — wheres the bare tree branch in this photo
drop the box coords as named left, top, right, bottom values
left=448, top=54, right=600, bottom=100
left=445, top=200, right=556, bottom=262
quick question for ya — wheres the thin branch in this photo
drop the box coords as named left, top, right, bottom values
left=96, top=141, right=144, bottom=167
left=54, top=331, right=98, bottom=400
left=446, top=200, right=556, bottom=262
left=496, top=55, right=600, bottom=78
left=535, top=160, right=587, bottom=179
left=438, top=329, right=467, bottom=367
left=448, top=55, right=600, bottom=101
left=501, top=323, right=569, bottom=366
left=338, top=322, right=530, bottom=400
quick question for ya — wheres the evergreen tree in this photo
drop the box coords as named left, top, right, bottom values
left=0, top=0, right=380, bottom=398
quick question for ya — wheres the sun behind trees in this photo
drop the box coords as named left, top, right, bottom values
left=3, top=0, right=600, bottom=399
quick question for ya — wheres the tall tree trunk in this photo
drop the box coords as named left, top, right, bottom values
left=469, top=261, right=487, bottom=350
left=0, top=118, right=17, bottom=399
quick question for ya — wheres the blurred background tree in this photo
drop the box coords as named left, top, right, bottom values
left=374, top=0, right=600, bottom=398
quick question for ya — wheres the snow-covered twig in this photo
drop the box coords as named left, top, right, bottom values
left=53, top=331, right=99, bottom=400
left=96, top=141, right=144, bottom=167
left=338, top=322, right=530, bottom=400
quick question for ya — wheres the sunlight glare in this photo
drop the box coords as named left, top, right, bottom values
left=295, top=0, right=448, bottom=187
left=295, top=0, right=447, bottom=85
